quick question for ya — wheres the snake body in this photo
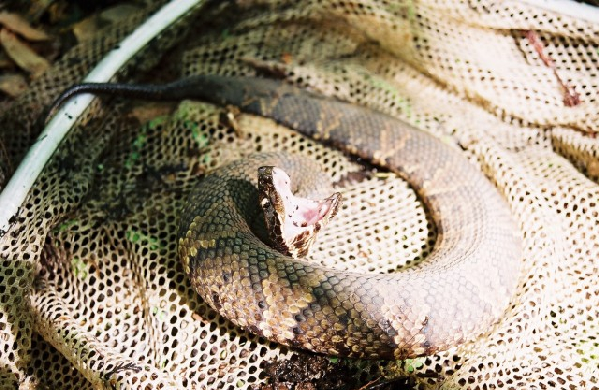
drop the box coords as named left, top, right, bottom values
left=53, top=75, right=522, bottom=359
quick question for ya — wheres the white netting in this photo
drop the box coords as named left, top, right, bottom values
left=0, top=0, right=597, bottom=389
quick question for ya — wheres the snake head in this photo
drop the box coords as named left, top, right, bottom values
left=258, top=166, right=341, bottom=259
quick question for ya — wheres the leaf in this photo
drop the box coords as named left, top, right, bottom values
left=0, top=73, right=28, bottom=98
left=0, top=12, right=51, bottom=42
left=72, top=15, right=102, bottom=43
left=0, top=50, right=13, bottom=68
left=71, top=257, right=89, bottom=279
left=0, top=29, right=49, bottom=76
left=73, top=4, right=144, bottom=43
left=404, top=357, right=425, bottom=373
left=100, top=4, right=143, bottom=24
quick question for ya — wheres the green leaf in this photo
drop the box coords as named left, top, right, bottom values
left=71, top=257, right=89, bottom=279
left=126, top=230, right=162, bottom=250
left=58, top=219, right=78, bottom=232
left=404, top=357, right=425, bottom=373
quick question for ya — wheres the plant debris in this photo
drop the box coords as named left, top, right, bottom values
left=0, top=28, right=50, bottom=76
left=0, top=12, right=51, bottom=41
left=525, top=30, right=581, bottom=107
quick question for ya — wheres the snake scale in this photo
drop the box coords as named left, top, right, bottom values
left=52, top=75, right=522, bottom=359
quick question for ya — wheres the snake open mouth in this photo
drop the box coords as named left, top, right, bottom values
left=258, top=166, right=342, bottom=259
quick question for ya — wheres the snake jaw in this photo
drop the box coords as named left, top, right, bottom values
left=258, top=166, right=341, bottom=259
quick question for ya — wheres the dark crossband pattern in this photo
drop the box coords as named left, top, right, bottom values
left=51, top=75, right=522, bottom=359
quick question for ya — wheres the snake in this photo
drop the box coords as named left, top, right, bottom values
left=51, top=74, right=522, bottom=360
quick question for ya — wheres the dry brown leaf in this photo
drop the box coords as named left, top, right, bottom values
left=72, top=15, right=101, bottom=43
left=588, top=160, right=599, bottom=177
left=130, top=102, right=177, bottom=123
left=0, top=50, right=13, bottom=68
left=73, top=3, right=143, bottom=43
left=0, top=12, right=51, bottom=42
left=0, top=73, right=28, bottom=97
left=100, top=4, right=143, bottom=23
left=28, top=0, right=55, bottom=21
left=45, top=1, right=68, bottom=25
left=0, top=29, right=49, bottom=76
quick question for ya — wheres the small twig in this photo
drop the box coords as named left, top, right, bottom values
left=354, top=375, right=415, bottom=390
left=103, top=361, right=142, bottom=380
left=525, top=30, right=580, bottom=107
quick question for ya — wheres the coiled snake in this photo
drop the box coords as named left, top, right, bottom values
left=52, top=75, right=522, bottom=359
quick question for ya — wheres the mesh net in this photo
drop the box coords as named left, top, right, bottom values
left=0, top=0, right=598, bottom=388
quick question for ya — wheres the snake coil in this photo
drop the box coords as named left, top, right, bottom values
left=52, top=75, right=522, bottom=359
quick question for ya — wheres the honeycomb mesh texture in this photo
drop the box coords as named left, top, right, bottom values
left=0, top=0, right=598, bottom=389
